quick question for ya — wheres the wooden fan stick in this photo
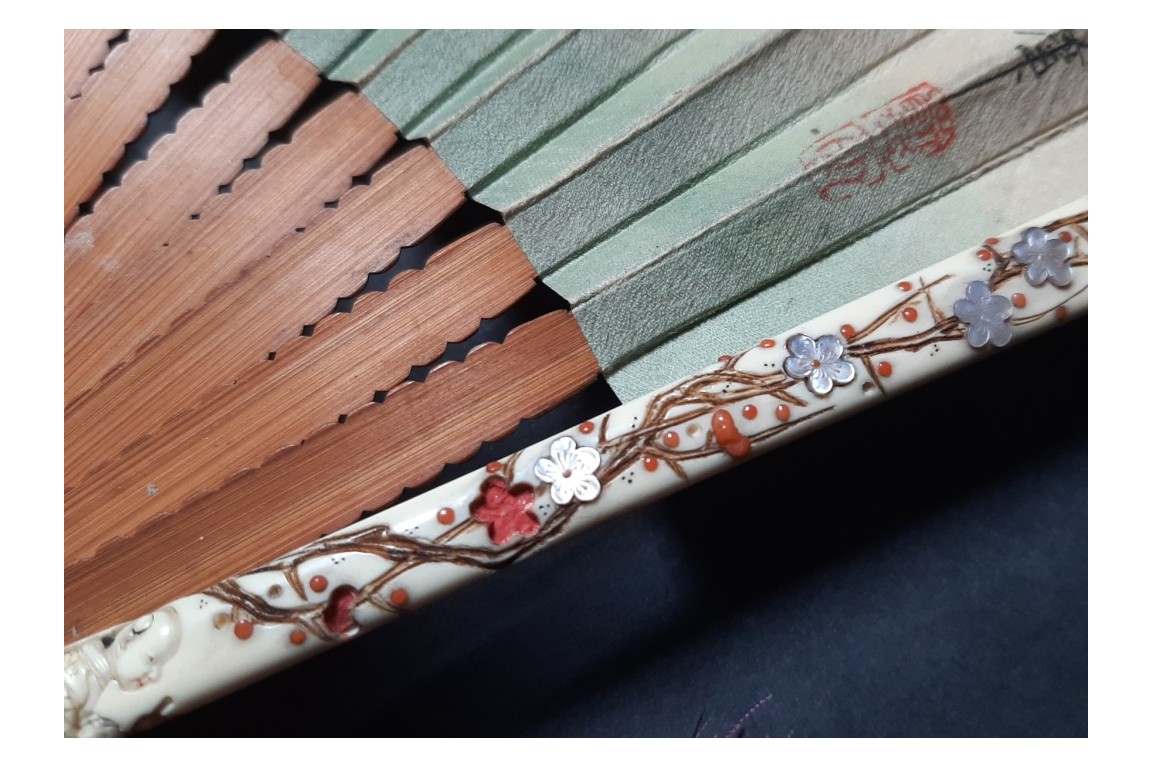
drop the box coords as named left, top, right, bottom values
left=63, top=204, right=1087, bottom=736
left=66, top=225, right=536, bottom=562
left=64, top=145, right=464, bottom=492
left=64, top=91, right=394, bottom=407
left=64, top=29, right=122, bottom=100
left=63, top=35, right=556, bottom=648
left=64, top=40, right=322, bottom=395
left=65, top=310, right=601, bottom=639
left=64, top=29, right=215, bottom=226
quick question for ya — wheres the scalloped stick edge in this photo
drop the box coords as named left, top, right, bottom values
left=64, top=29, right=124, bottom=101
left=64, top=145, right=463, bottom=488
left=65, top=225, right=535, bottom=552
left=64, top=29, right=216, bottom=227
left=63, top=91, right=396, bottom=408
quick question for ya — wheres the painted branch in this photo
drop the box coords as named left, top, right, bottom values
left=63, top=201, right=1087, bottom=736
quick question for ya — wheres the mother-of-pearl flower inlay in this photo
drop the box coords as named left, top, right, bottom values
left=783, top=333, right=856, bottom=395
left=953, top=280, right=1013, bottom=349
left=533, top=436, right=602, bottom=505
left=1011, top=227, right=1075, bottom=287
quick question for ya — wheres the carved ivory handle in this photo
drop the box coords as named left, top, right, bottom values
left=64, top=199, right=1088, bottom=736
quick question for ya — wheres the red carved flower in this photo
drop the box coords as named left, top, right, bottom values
left=471, top=477, right=539, bottom=546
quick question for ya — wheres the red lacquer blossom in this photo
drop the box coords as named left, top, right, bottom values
left=471, top=477, right=539, bottom=546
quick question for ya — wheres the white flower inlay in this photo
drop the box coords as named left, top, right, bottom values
left=783, top=333, right=856, bottom=395
left=1011, top=227, right=1075, bottom=287
left=953, top=280, right=1013, bottom=349
left=533, top=436, right=602, bottom=505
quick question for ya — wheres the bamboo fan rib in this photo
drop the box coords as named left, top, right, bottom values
left=65, top=143, right=456, bottom=491
left=64, top=29, right=214, bottom=227
left=67, top=311, right=600, bottom=639
left=64, top=39, right=326, bottom=409
left=64, top=29, right=123, bottom=100
left=67, top=225, right=536, bottom=542
left=64, top=35, right=600, bottom=637
left=285, top=28, right=1087, bottom=399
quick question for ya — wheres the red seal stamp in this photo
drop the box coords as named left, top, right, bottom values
left=799, top=83, right=957, bottom=202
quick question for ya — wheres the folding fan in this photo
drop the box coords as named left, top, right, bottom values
left=63, top=29, right=1087, bottom=736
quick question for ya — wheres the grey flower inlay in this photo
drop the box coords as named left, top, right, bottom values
left=784, top=333, right=856, bottom=396
left=954, top=281, right=1012, bottom=349
left=1011, top=227, right=1075, bottom=287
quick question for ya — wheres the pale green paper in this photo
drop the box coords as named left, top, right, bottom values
left=280, top=29, right=1087, bottom=401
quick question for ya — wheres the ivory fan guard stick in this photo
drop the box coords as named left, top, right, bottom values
left=64, top=200, right=1088, bottom=736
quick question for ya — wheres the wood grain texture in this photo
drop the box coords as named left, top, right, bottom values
left=64, top=41, right=320, bottom=398
left=64, top=146, right=465, bottom=496
left=66, top=225, right=536, bottom=558
left=64, top=92, right=395, bottom=407
left=65, top=311, right=601, bottom=639
left=64, top=29, right=215, bottom=226
left=64, top=29, right=122, bottom=100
